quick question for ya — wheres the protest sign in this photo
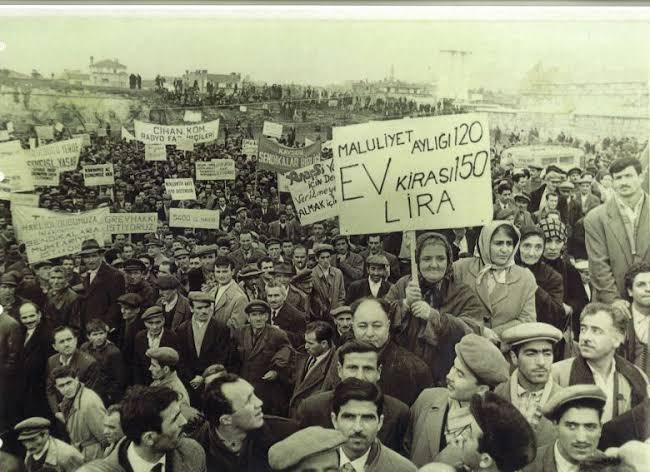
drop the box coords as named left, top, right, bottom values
left=164, top=178, right=196, bottom=200
left=145, top=144, right=167, bottom=161
left=0, top=140, right=22, bottom=155
left=169, top=208, right=220, bottom=229
left=9, top=193, right=40, bottom=207
left=0, top=154, right=35, bottom=193
left=176, top=139, right=194, bottom=152
left=6, top=122, right=13, bottom=133
left=96, top=127, right=107, bottom=138
left=134, top=119, right=220, bottom=145
left=332, top=113, right=492, bottom=235
left=83, top=164, right=115, bottom=186
left=121, top=127, right=135, bottom=143
left=35, top=125, right=54, bottom=141
left=502, top=145, right=585, bottom=171
left=304, top=137, right=314, bottom=146
left=28, top=138, right=82, bottom=172
left=54, top=122, right=64, bottom=132
left=239, top=106, right=247, bottom=112
left=257, top=136, right=321, bottom=173
left=262, top=121, right=283, bottom=139
left=12, top=206, right=109, bottom=263
left=105, top=213, right=158, bottom=234
left=0, top=131, right=9, bottom=142
left=242, top=139, right=258, bottom=156
left=195, top=159, right=236, bottom=180
left=184, top=110, right=202, bottom=123
left=287, top=159, right=337, bottom=225
left=73, top=134, right=92, bottom=147
left=0, top=182, right=12, bottom=201
left=277, top=172, right=290, bottom=192
left=328, top=100, right=338, bottom=107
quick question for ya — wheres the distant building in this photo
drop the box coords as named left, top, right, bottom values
left=58, top=69, right=91, bottom=86
left=0, top=69, right=31, bottom=80
left=182, top=70, right=242, bottom=94
left=89, top=56, right=128, bottom=88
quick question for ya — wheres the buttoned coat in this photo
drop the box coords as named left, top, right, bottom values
left=584, top=194, right=650, bottom=303
left=78, top=262, right=126, bottom=330
left=310, top=264, right=346, bottom=318
left=270, top=301, right=306, bottom=349
left=346, top=278, right=392, bottom=305
left=332, top=251, right=365, bottom=287
left=47, top=350, right=104, bottom=415
left=289, top=348, right=336, bottom=418
left=20, top=321, right=52, bottom=419
left=405, top=387, right=450, bottom=467
left=132, top=328, right=180, bottom=386
left=63, top=384, right=106, bottom=462
left=209, top=282, right=248, bottom=332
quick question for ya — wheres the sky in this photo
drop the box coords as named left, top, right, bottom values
left=0, top=7, right=649, bottom=91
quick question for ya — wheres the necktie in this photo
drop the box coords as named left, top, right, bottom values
left=151, top=464, right=164, bottom=472
left=340, top=463, right=356, bottom=472
left=304, top=356, right=316, bottom=378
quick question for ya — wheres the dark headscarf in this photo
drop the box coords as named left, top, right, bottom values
left=415, top=232, right=454, bottom=309
left=515, top=224, right=546, bottom=268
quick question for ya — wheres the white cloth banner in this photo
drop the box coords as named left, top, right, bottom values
left=164, top=178, right=196, bottom=200
left=262, top=121, right=283, bottom=139
left=169, top=208, right=220, bottom=229
left=145, top=144, right=167, bottom=161
left=121, top=127, right=135, bottom=143
left=195, top=159, right=236, bottom=181
left=134, top=119, right=220, bottom=145
left=83, top=164, right=115, bottom=186
left=184, top=110, right=203, bottom=123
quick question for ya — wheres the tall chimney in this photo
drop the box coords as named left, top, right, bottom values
left=90, top=56, right=94, bottom=66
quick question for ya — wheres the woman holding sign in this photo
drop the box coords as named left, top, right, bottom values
left=385, top=232, right=486, bottom=386
left=453, top=221, right=537, bottom=342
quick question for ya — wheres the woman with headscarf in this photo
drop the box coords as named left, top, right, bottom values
left=538, top=216, right=589, bottom=358
left=385, top=232, right=486, bottom=385
left=515, top=225, right=567, bottom=331
left=453, top=221, right=537, bottom=339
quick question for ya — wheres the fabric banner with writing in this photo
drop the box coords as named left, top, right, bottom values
left=145, top=144, right=167, bottom=161
left=262, top=121, right=283, bottom=139
left=105, top=213, right=158, bottom=234
left=134, top=119, right=220, bottom=145
left=287, top=160, right=337, bottom=225
left=83, top=164, right=115, bottom=186
left=257, top=136, right=321, bottom=173
left=164, top=178, right=197, bottom=200
left=169, top=208, right=220, bottom=229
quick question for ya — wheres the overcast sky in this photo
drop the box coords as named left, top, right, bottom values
left=1, top=8, right=649, bottom=91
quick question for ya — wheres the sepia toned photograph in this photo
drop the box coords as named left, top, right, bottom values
left=0, top=4, right=648, bottom=471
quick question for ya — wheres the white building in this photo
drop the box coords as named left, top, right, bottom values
left=89, top=57, right=129, bottom=88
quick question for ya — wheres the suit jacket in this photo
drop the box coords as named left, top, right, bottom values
left=78, top=262, right=126, bottom=330
left=132, top=329, right=180, bottom=386
left=289, top=348, right=336, bottom=417
left=47, top=350, right=104, bottom=415
left=529, top=184, right=569, bottom=220
left=364, top=441, right=417, bottom=472
left=254, top=207, right=278, bottom=224
left=64, top=385, right=106, bottom=462
left=230, top=247, right=268, bottom=272
left=0, top=313, right=23, bottom=434
left=297, top=390, right=409, bottom=455
left=210, top=282, right=248, bottom=332
left=359, top=249, right=402, bottom=284
left=346, top=278, right=392, bottom=305
left=268, top=219, right=300, bottom=242
left=584, top=194, right=650, bottom=303
left=159, top=294, right=193, bottom=330
left=271, top=302, right=306, bottom=349
left=332, top=251, right=365, bottom=287
left=523, top=444, right=557, bottom=472
left=599, top=398, right=649, bottom=449
left=405, top=387, right=449, bottom=467
left=578, top=193, right=602, bottom=217
left=311, top=265, right=346, bottom=316
left=20, top=322, right=53, bottom=419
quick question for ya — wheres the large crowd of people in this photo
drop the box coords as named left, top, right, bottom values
left=0, top=97, right=648, bottom=472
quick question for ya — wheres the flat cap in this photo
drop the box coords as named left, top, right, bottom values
left=194, top=244, right=218, bottom=256
left=236, top=206, right=248, bottom=214
left=268, top=426, right=347, bottom=470
left=455, top=334, right=509, bottom=387
left=559, top=181, right=574, bottom=190
left=513, top=193, right=531, bottom=203
left=32, top=260, right=53, bottom=270
left=273, top=263, right=294, bottom=276
left=117, top=293, right=143, bottom=308
left=145, top=239, right=164, bottom=247
left=216, top=238, right=231, bottom=248
left=146, top=347, right=179, bottom=366
left=202, top=363, right=227, bottom=380
left=545, top=164, right=567, bottom=176
left=0, top=272, right=18, bottom=287
left=124, top=258, right=146, bottom=272
left=502, top=322, right=563, bottom=348
left=238, top=264, right=262, bottom=280
left=314, top=243, right=334, bottom=256
left=15, top=417, right=51, bottom=440
left=245, top=299, right=271, bottom=315
left=266, top=238, right=281, bottom=247
left=366, top=254, right=389, bottom=266
left=528, top=163, right=544, bottom=170
left=331, top=306, right=353, bottom=318
left=141, top=305, right=164, bottom=321
left=567, top=167, right=582, bottom=175
left=189, top=291, right=213, bottom=304
left=576, top=174, right=594, bottom=184
left=156, top=274, right=180, bottom=290
left=542, top=384, right=607, bottom=419
left=291, top=270, right=312, bottom=285
left=173, top=249, right=189, bottom=258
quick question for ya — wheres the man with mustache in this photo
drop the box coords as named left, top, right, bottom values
left=330, top=378, right=416, bottom=471
left=585, top=157, right=649, bottom=304
left=497, top=322, right=564, bottom=448
left=524, top=385, right=607, bottom=472
left=552, top=302, right=648, bottom=423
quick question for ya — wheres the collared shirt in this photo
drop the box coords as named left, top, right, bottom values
left=587, top=359, right=616, bottom=422
left=192, top=318, right=209, bottom=355
left=127, top=441, right=166, bottom=472
left=632, top=305, right=649, bottom=346
left=24, top=327, right=36, bottom=346
left=306, top=348, right=331, bottom=376
left=163, top=293, right=179, bottom=313
left=147, top=329, right=164, bottom=350
left=31, top=439, right=50, bottom=462
left=60, top=354, right=73, bottom=366
left=510, top=369, right=553, bottom=425
left=87, top=267, right=100, bottom=285
left=615, top=193, right=646, bottom=256
left=368, top=277, right=382, bottom=298
left=554, top=441, right=579, bottom=472
left=339, top=446, right=370, bottom=472
left=215, top=280, right=233, bottom=306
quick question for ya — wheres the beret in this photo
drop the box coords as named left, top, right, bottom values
left=156, top=274, right=180, bottom=290
left=194, top=244, right=218, bottom=256
left=238, top=264, right=262, bottom=279
left=268, top=426, right=347, bottom=470
left=189, top=291, right=213, bottom=304
left=15, top=417, right=51, bottom=440
left=331, top=306, right=353, bottom=318
left=290, top=270, right=312, bottom=285
left=146, top=347, right=179, bottom=366
left=141, top=305, right=164, bottom=321
left=314, top=243, right=334, bottom=256
left=366, top=254, right=389, bottom=266
left=273, top=263, right=294, bottom=276
left=542, top=384, right=607, bottom=419
left=501, top=322, right=563, bottom=348
left=124, top=258, right=146, bottom=272
left=0, top=272, right=18, bottom=287
left=245, top=299, right=271, bottom=315
left=266, top=238, right=281, bottom=247
left=455, top=334, right=509, bottom=387
left=117, top=293, right=143, bottom=308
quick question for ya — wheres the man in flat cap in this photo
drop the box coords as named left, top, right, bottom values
left=346, top=253, right=393, bottom=305
left=529, top=165, right=569, bottom=222
left=359, top=233, right=401, bottom=284
left=172, top=248, right=191, bottom=293
left=190, top=373, right=297, bottom=472
left=147, top=347, right=190, bottom=407
left=268, top=426, right=346, bottom=471
left=496, top=322, right=565, bottom=447
left=0, top=271, right=26, bottom=320
left=266, top=278, right=306, bottom=349
left=552, top=302, right=648, bottom=424
left=238, top=263, right=264, bottom=301
left=176, top=291, right=236, bottom=406
left=155, top=274, right=192, bottom=330
left=210, top=255, right=248, bottom=332
left=286, top=268, right=312, bottom=317
left=77, top=238, right=126, bottom=332
left=79, top=385, right=206, bottom=472
left=133, top=305, right=180, bottom=385
left=113, top=293, right=144, bottom=371
left=188, top=244, right=218, bottom=292
left=311, top=243, right=346, bottom=321
left=525, top=385, right=607, bottom=472
left=406, top=333, right=510, bottom=467
left=44, top=265, right=81, bottom=331
left=330, top=378, right=416, bottom=471
left=513, top=193, right=536, bottom=227
left=146, top=238, right=170, bottom=269
left=234, top=300, right=292, bottom=416
left=331, top=235, right=365, bottom=287
left=575, top=174, right=601, bottom=218
left=123, top=258, right=157, bottom=308
left=331, top=306, right=354, bottom=347
left=15, top=416, right=84, bottom=471
left=265, top=238, right=284, bottom=263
